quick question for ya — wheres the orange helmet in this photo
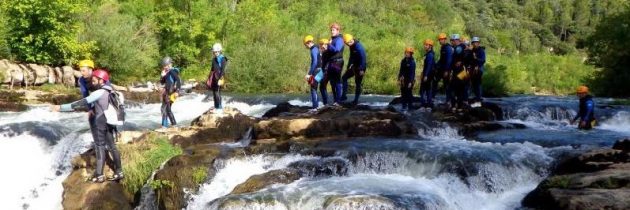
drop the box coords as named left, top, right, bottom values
left=576, top=85, right=589, bottom=94
left=405, top=47, right=414, bottom=54
left=437, top=33, right=447, bottom=40
left=424, top=39, right=434, bottom=46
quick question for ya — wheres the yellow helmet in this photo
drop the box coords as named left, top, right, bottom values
left=424, top=39, right=434, bottom=46
left=343, top=34, right=354, bottom=43
left=319, top=38, right=329, bottom=45
left=303, top=35, right=314, bottom=44
left=438, top=33, right=447, bottom=40
left=78, top=59, right=94, bottom=69
left=576, top=85, right=589, bottom=94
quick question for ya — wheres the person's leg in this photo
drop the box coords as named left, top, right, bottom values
left=329, top=71, right=342, bottom=103
left=310, top=83, right=319, bottom=109
left=401, top=84, right=408, bottom=109
left=432, top=71, right=442, bottom=100
left=341, top=69, right=355, bottom=101
left=319, top=74, right=329, bottom=105
left=353, top=69, right=364, bottom=103
left=93, top=124, right=108, bottom=178
left=167, top=100, right=177, bottom=126
left=160, top=95, right=169, bottom=127
left=104, top=126, right=122, bottom=174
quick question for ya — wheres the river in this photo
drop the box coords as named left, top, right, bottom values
left=0, top=93, right=628, bottom=210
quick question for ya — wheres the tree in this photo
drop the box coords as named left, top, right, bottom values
left=3, top=0, right=92, bottom=65
left=586, top=6, right=630, bottom=96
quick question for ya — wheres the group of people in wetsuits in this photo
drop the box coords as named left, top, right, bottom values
left=303, top=23, right=488, bottom=112
left=45, top=21, right=596, bottom=184
left=303, top=23, right=368, bottom=110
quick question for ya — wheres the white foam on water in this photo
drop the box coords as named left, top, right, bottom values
left=599, top=111, right=630, bottom=134
left=186, top=154, right=315, bottom=210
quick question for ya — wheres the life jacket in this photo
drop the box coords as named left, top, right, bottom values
left=329, top=35, right=344, bottom=60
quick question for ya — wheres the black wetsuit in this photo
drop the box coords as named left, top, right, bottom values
left=161, top=68, right=181, bottom=127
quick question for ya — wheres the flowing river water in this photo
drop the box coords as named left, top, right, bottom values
left=1, top=94, right=628, bottom=210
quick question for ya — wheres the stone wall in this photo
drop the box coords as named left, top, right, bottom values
left=0, top=59, right=80, bottom=86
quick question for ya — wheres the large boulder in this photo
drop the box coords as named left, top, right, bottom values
left=63, top=150, right=132, bottom=210
left=62, top=66, right=76, bottom=86
left=230, top=168, right=301, bottom=194
left=255, top=104, right=416, bottom=141
left=171, top=108, right=257, bottom=148
left=26, top=63, right=49, bottom=85
left=522, top=139, right=630, bottom=210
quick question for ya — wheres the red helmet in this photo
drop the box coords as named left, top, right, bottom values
left=92, top=69, right=110, bottom=81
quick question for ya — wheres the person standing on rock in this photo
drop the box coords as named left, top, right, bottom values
left=433, top=33, right=453, bottom=103
left=471, top=37, right=486, bottom=106
left=341, top=33, right=367, bottom=105
left=159, top=56, right=181, bottom=129
left=327, top=23, right=345, bottom=105
left=319, top=38, right=331, bottom=105
left=207, top=43, right=228, bottom=113
left=571, top=85, right=596, bottom=130
left=50, top=70, right=124, bottom=183
left=303, top=35, right=322, bottom=111
left=420, top=39, right=436, bottom=109
left=398, top=47, right=416, bottom=111
left=450, top=34, right=468, bottom=111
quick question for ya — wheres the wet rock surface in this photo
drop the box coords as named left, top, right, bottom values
left=522, top=139, right=630, bottom=210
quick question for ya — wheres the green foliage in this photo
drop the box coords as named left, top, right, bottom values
left=0, top=6, right=10, bottom=58
left=1, top=0, right=624, bottom=95
left=120, top=134, right=182, bottom=196
left=191, top=167, right=208, bottom=184
left=586, top=5, right=630, bottom=97
left=2, top=0, right=92, bottom=65
left=79, top=1, right=159, bottom=83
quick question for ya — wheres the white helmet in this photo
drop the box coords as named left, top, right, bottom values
left=212, top=43, right=223, bottom=52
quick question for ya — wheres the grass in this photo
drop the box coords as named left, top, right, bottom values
left=38, top=84, right=78, bottom=95
left=118, top=133, right=182, bottom=196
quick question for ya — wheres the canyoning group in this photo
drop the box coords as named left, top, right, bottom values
left=43, top=21, right=598, bottom=185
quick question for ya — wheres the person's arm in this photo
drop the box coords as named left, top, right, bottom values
left=582, top=100, right=594, bottom=122
left=219, top=57, right=228, bottom=78
left=328, top=37, right=343, bottom=54
left=358, top=44, right=367, bottom=71
left=410, top=59, right=416, bottom=82
left=424, top=53, right=434, bottom=77
left=59, top=89, right=107, bottom=112
left=445, top=46, right=453, bottom=70
left=398, top=59, right=405, bottom=79
left=477, top=48, right=486, bottom=67
left=309, top=48, right=318, bottom=75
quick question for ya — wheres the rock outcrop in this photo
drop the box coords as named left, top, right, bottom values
left=63, top=150, right=132, bottom=210
left=255, top=103, right=417, bottom=141
left=230, top=169, right=301, bottom=194
left=0, top=59, right=81, bottom=87
left=522, top=139, right=630, bottom=210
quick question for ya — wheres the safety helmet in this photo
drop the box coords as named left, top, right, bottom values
left=160, top=56, right=172, bottom=67
left=343, top=34, right=354, bottom=43
left=450, top=34, right=460, bottom=40
left=405, top=47, right=414, bottom=54
left=330, top=22, right=341, bottom=30
left=424, top=39, right=434, bottom=46
left=303, top=35, right=314, bottom=44
left=319, top=38, right=329, bottom=45
left=472, top=37, right=480, bottom=43
left=92, top=69, right=110, bottom=82
left=437, top=33, right=448, bottom=40
left=576, top=85, right=589, bottom=94
left=212, top=43, right=223, bottom=52
left=78, top=60, right=95, bottom=69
